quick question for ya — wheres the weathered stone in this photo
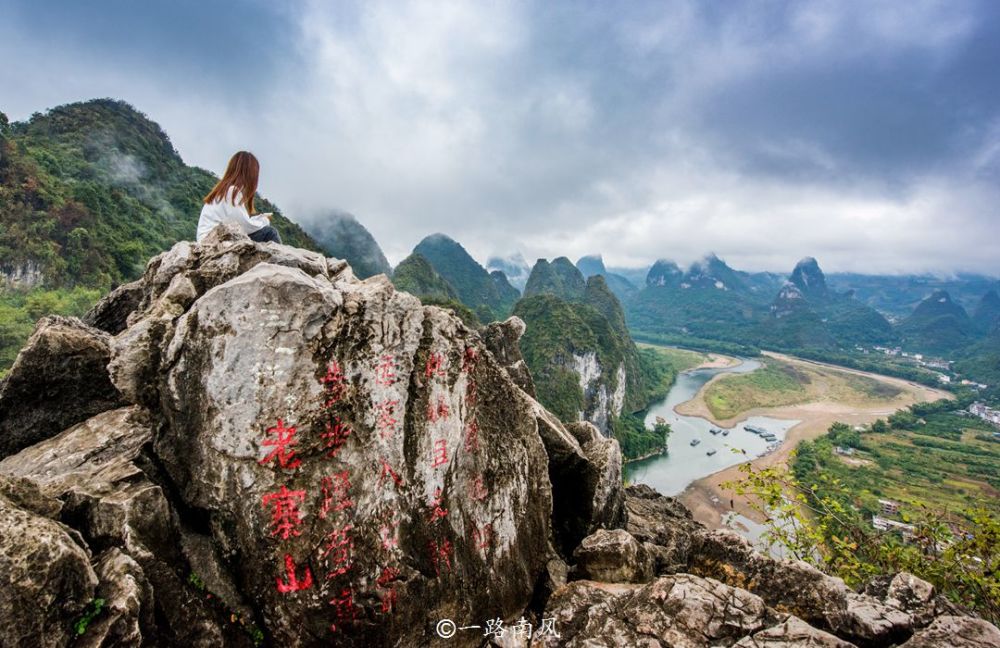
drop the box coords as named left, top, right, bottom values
left=0, top=492, right=97, bottom=648
left=733, top=615, right=857, bottom=647
left=689, top=529, right=913, bottom=645
left=84, top=279, right=145, bottom=334
left=482, top=316, right=535, bottom=396
left=111, top=249, right=554, bottom=646
left=883, top=572, right=937, bottom=627
left=573, top=529, right=653, bottom=583
left=537, top=574, right=776, bottom=647
left=625, top=483, right=702, bottom=574
left=77, top=549, right=155, bottom=648
left=0, top=406, right=248, bottom=647
left=0, top=315, right=124, bottom=458
left=899, top=615, right=1000, bottom=647
left=531, top=401, right=625, bottom=556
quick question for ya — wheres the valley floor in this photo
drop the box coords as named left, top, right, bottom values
left=675, top=351, right=951, bottom=529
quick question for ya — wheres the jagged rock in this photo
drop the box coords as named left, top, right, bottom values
left=689, top=529, right=912, bottom=645
left=78, top=549, right=155, bottom=648
left=900, top=615, right=1000, bottom=647
left=572, top=529, right=653, bottom=583
left=532, top=403, right=625, bottom=556
left=0, top=407, right=250, bottom=647
left=537, top=574, right=777, bottom=647
left=84, top=278, right=145, bottom=334
left=0, top=315, right=124, bottom=458
left=0, top=490, right=98, bottom=648
left=883, top=573, right=937, bottom=627
left=733, top=615, right=856, bottom=647
left=482, top=316, right=535, bottom=396
left=624, top=484, right=702, bottom=574
left=102, top=228, right=555, bottom=646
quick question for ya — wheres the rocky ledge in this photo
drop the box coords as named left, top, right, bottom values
left=0, top=225, right=997, bottom=647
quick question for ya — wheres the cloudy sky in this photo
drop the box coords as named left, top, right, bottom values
left=3, top=0, right=999, bottom=275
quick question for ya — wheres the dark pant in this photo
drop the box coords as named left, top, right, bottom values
left=249, top=225, right=282, bottom=244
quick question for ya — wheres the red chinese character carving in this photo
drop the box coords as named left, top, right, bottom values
left=465, top=379, right=478, bottom=407
left=321, top=524, right=354, bottom=580
left=461, top=346, right=478, bottom=373
left=328, top=587, right=358, bottom=632
left=431, top=438, right=448, bottom=468
left=428, top=487, right=449, bottom=523
left=473, top=523, right=494, bottom=551
left=469, top=475, right=488, bottom=501
left=374, top=354, right=397, bottom=386
left=259, top=419, right=301, bottom=469
left=261, top=485, right=306, bottom=540
left=321, top=418, right=351, bottom=457
left=321, top=360, right=347, bottom=407
left=379, top=458, right=403, bottom=488
left=429, top=539, right=453, bottom=576
left=376, top=566, right=400, bottom=613
left=276, top=553, right=313, bottom=593
left=426, top=396, right=451, bottom=422
left=375, top=399, right=399, bottom=439
left=464, top=420, right=480, bottom=453
left=424, top=352, right=446, bottom=379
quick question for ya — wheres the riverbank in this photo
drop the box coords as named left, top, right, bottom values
left=675, top=351, right=952, bottom=530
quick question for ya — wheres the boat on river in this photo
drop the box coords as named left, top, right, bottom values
left=745, top=425, right=767, bottom=435
left=706, top=449, right=717, bottom=456
left=721, top=430, right=729, bottom=436
left=690, top=439, right=701, bottom=446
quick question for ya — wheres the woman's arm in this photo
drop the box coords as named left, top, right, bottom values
left=222, top=190, right=267, bottom=233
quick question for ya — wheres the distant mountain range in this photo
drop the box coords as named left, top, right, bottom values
left=4, top=98, right=998, bottom=402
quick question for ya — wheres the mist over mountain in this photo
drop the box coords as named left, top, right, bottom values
left=486, top=253, right=531, bottom=291
left=575, top=254, right=637, bottom=302
left=303, top=210, right=391, bottom=279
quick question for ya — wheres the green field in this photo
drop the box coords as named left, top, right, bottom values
left=794, top=405, right=1000, bottom=519
left=702, top=356, right=903, bottom=420
left=636, top=343, right=709, bottom=375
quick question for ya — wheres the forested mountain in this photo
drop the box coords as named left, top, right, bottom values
left=575, top=254, right=637, bottom=301
left=974, top=290, right=1000, bottom=333
left=514, top=259, right=671, bottom=456
left=412, top=233, right=516, bottom=322
left=827, top=272, right=999, bottom=319
left=522, top=257, right=586, bottom=301
left=627, top=254, right=766, bottom=345
left=0, top=99, right=324, bottom=373
left=304, top=210, right=391, bottom=279
left=898, top=290, right=977, bottom=354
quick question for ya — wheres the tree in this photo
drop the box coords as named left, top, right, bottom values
left=724, top=459, right=1000, bottom=624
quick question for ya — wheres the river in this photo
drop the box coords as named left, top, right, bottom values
left=624, top=357, right=800, bottom=496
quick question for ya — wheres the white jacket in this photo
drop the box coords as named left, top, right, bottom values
left=196, top=186, right=269, bottom=242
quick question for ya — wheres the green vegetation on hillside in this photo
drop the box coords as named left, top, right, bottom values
left=392, top=253, right=459, bottom=302
left=0, top=99, right=321, bottom=372
left=728, top=398, right=1000, bottom=622
left=412, top=233, right=513, bottom=322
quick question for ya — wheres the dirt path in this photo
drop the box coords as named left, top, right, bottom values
left=676, top=352, right=951, bottom=529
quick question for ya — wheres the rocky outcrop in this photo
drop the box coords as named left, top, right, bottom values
left=538, top=574, right=779, bottom=647
left=0, top=315, right=124, bottom=458
left=1, top=226, right=997, bottom=647
left=900, top=615, right=1000, bottom=647
left=481, top=316, right=536, bottom=396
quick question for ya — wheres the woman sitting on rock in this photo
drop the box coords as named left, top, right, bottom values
left=196, top=151, right=282, bottom=244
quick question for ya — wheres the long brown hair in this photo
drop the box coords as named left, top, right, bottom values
left=204, top=151, right=259, bottom=211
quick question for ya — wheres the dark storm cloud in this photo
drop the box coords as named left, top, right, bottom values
left=1, top=0, right=998, bottom=275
